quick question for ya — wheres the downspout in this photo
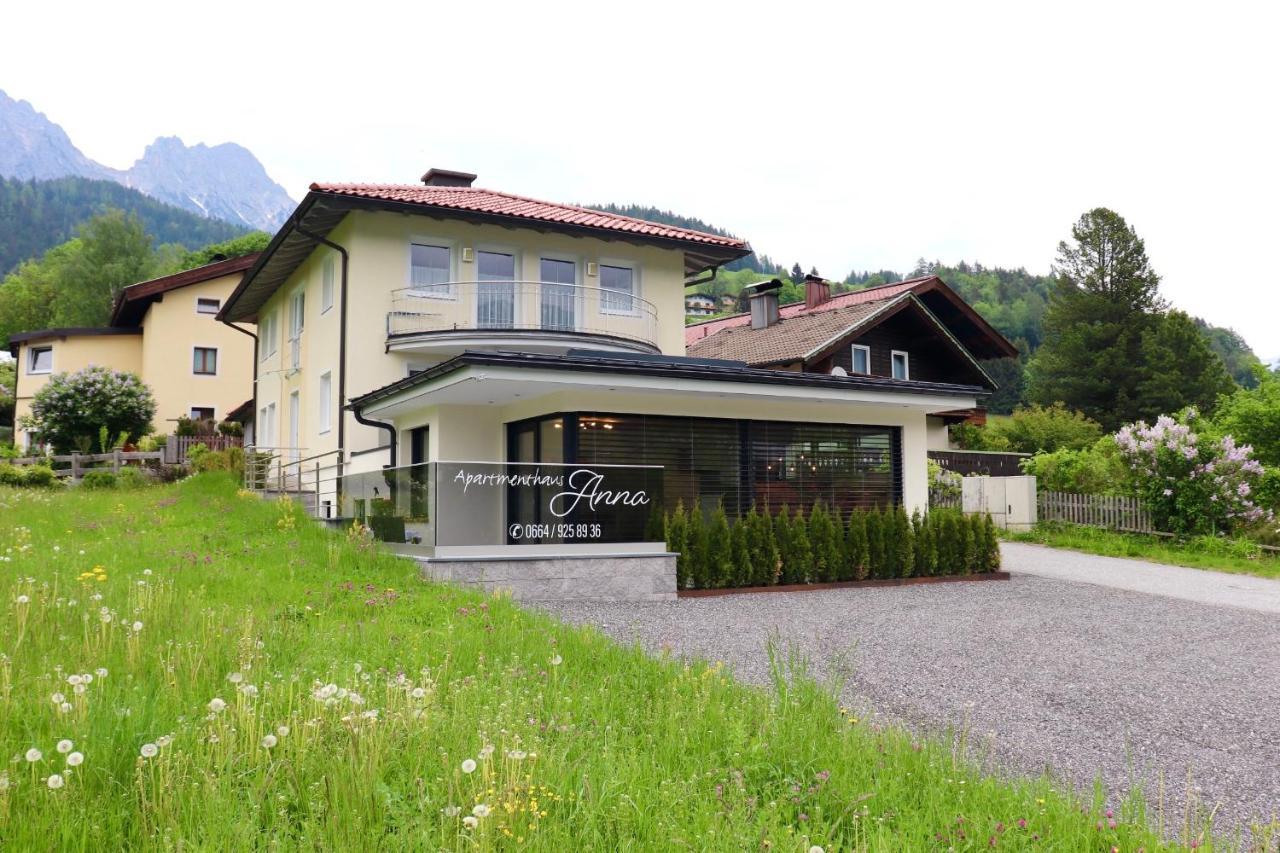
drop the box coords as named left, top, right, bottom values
left=294, top=226, right=350, bottom=460
left=683, top=264, right=720, bottom=289
left=351, top=406, right=398, bottom=468
left=219, top=319, right=258, bottom=445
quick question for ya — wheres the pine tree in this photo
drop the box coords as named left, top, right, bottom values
left=983, top=513, right=1002, bottom=572
left=937, top=512, right=958, bottom=575
left=705, top=504, right=734, bottom=589
left=910, top=509, right=926, bottom=578
left=918, top=511, right=938, bottom=577
left=891, top=505, right=914, bottom=579
left=845, top=509, right=869, bottom=581
left=958, top=513, right=976, bottom=575
left=747, top=507, right=781, bottom=586
left=773, top=507, right=792, bottom=584
left=1135, top=310, right=1234, bottom=417
left=786, top=507, right=813, bottom=585
left=666, top=503, right=689, bottom=589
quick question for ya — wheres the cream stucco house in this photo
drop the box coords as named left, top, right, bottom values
left=219, top=169, right=1010, bottom=595
left=9, top=255, right=258, bottom=449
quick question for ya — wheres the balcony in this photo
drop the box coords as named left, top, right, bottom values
left=387, top=281, right=660, bottom=355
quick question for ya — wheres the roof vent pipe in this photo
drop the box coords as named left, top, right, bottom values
left=746, top=278, right=783, bottom=329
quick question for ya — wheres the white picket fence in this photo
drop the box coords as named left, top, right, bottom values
left=1037, top=491, right=1154, bottom=533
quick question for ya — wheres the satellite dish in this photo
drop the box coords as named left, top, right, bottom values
left=830, top=365, right=847, bottom=376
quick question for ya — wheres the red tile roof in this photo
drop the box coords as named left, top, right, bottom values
left=684, top=276, right=932, bottom=345
left=311, top=183, right=750, bottom=250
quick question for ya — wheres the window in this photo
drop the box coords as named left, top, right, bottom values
left=321, top=257, right=335, bottom=313
left=28, top=346, right=52, bottom=374
left=599, top=264, right=635, bottom=314
left=288, top=291, right=305, bottom=369
left=196, top=297, right=221, bottom=315
left=193, top=347, right=218, bottom=375
left=851, top=344, right=871, bottom=375
left=411, top=243, right=452, bottom=297
left=476, top=250, right=516, bottom=329
left=260, top=312, right=277, bottom=360
left=891, top=350, right=910, bottom=380
left=540, top=257, right=577, bottom=330
left=318, top=371, right=332, bottom=434
left=190, top=407, right=215, bottom=421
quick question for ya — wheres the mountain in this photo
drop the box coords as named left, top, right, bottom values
left=0, top=90, right=294, bottom=231
left=0, top=176, right=249, bottom=275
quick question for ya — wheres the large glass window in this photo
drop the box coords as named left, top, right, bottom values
left=477, top=251, right=516, bottom=329
left=411, top=244, right=451, bottom=296
left=599, top=264, right=635, bottom=314
left=539, top=258, right=577, bottom=331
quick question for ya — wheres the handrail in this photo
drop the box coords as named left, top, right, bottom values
left=391, top=280, right=660, bottom=316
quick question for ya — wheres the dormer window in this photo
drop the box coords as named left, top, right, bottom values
left=851, top=344, right=870, bottom=375
left=891, top=350, right=910, bottom=380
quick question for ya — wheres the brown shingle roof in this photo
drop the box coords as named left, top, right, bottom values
left=686, top=295, right=904, bottom=365
left=109, top=254, right=260, bottom=327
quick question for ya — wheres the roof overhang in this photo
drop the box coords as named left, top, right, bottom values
left=7, top=327, right=143, bottom=357
left=221, top=191, right=752, bottom=323
left=110, top=254, right=260, bottom=327
left=348, top=350, right=985, bottom=420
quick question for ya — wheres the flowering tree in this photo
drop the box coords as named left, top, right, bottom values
left=20, top=366, right=155, bottom=454
left=1115, top=409, right=1270, bottom=534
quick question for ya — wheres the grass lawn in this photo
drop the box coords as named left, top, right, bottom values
left=0, top=475, right=1216, bottom=850
left=1005, top=523, right=1280, bottom=581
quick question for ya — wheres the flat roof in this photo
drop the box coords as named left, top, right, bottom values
left=347, top=349, right=988, bottom=411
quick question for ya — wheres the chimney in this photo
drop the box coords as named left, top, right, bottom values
left=747, top=279, right=783, bottom=329
left=804, top=274, right=831, bottom=310
left=421, top=168, right=477, bottom=187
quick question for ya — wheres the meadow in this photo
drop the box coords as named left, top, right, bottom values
left=0, top=474, right=1226, bottom=850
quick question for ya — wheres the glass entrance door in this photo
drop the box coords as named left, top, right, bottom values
left=477, top=251, right=516, bottom=329
left=539, top=258, right=577, bottom=331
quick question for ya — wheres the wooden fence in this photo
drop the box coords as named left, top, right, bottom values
left=164, top=435, right=243, bottom=464
left=929, top=450, right=1031, bottom=477
left=9, top=450, right=164, bottom=481
left=1037, top=491, right=1154, bottom=533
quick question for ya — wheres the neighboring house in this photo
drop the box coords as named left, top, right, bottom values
left=219, top=169, right=999, bottom=551
left=8, top=255, right=258, bottom=449
left=684, top=293, right=716, bottom=316
left=718, top=293, right=739, bottom=312
left=686, top=274, right=1017, bottom=450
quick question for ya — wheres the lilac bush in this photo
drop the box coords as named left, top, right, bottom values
left=20, top=366, right=155, bottom=454
left=1115, top=408, right=1270, bottom=534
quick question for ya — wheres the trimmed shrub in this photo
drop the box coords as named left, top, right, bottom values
left=685, top=506, right=708, bottom=589
left=19, top=465, right=59, bottom=488
left=704, top=504, right=734, bottom=588
left=773, top=507, right=793, bottom=583
left=845, top=510, right=869, bottom=581
left=744, top=506, right=779, bottom=586
left=81, top=470, right=119, bottom=490
left=116, top=466, right=150, bottom=490
left=665, top=502, right=690, bottom=590
left=808, top=503, right=842, bottom=583
left=783, top=507, right=812, bottom=585
left=0, top=463, right=23, bottom=486
left=890, top=505, right=915, bottom=578
left=865, top=508, right=886, bottom=579
left=729, top=514, right=752, bottom=588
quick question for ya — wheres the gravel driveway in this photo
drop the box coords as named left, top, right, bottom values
left=538, top=558, right=1280, bottom=836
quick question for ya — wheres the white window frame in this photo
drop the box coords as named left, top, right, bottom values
left=318, top=371, right=332, bottom=435
left=192, top=345, right=219, bottom=377
left=474, top=244, right=521, bottom=326
left=597, top=260, right=639, bottom=316
left=891, top=349, right=910, bottom=381
left=265, top=402, right=277, bottom=447
left=287, top=289, right=305, bottom=370
left=260, top=311, right=278, bottom=360
left=28, top=345, right=53, bottom=375
left=320, top=257, right=335, bottom=314
left=850, top=343, right=871, bottom=375
left=408, top=238, right=457, bottom=300
left=195, top=296, right=221, bottom=315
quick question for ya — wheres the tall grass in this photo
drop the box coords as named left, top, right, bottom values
left=0, top=475, right=1236, bottom=849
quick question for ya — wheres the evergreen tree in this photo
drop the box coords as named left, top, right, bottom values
left=937, top=512, right=958, bottom=574
left=746, top=507, right=780, bottom=586
left=865, top=508, right=886, bottom=579
left=911, top=510, right=927, bottom=578
left=665, top=504, right=689, bottom=589
left=918, top=511, right=938, bottom=577
left=1027, top=208, right=1165, bottom=429
left=845, top=509, right=869, bottom=581
left=982, top=514, right=1002, bottom=572
left=773, top=507, right=792, bottom=584
left=888, top=506, right=913, bottom=578
left=705, top=504, right=734, bottom=588
left=808, top=503, right=842, bottom=583
left=729, top=514, right=753, bottom=588
left=958, top=513, right=976, bottom=575
left=685, top=507, right=708, bottom=589
left=785, top=507, right=813, bottom=585
left=1135, top=310, right=1234, bottom=417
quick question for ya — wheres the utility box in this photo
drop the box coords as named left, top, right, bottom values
left=961, top=475, right=1037, bottom=531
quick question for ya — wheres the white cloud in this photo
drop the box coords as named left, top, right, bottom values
left=4, top=0, right=1277, bottom=356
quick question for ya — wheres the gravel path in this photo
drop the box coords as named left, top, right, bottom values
left=1003, top=541, right=1280, bottom=614
left=538, top=570, right=1280, bottom=836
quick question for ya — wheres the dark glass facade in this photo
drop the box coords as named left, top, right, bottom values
left=508, top=412, right=901, bottom=518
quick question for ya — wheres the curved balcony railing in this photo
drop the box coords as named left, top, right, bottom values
left=387, top=281, right=660, bottom=350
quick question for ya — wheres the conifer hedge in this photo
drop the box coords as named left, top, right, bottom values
left=663, top=503, right=1000, bottom=590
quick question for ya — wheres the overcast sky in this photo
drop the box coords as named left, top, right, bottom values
left=4, top=0, right=1278, bottom=357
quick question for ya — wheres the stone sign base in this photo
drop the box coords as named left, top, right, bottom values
left=411, top=552, right=677, bottom=601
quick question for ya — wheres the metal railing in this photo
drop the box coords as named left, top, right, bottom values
left=387, top=281, right=660, bottom=348
left=244, top=446, right=345, bottom=519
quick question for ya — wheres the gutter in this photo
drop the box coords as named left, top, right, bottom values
left=351, top=408, right=398, bottom=467
left=218, top=320, right=259, bottom=432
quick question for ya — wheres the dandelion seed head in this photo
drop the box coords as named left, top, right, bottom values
left=462, top=816, right=478, bottom=829
left=208, top=697, right=227, bottom=713
left=47, top=773, right=64, bottom=790
left=56, top=740, right=73, bottom=754
left=25, top=748, right=42, bottom=762
left=460, top=758, right=477, bottom=774
left=65, top=752, right=83, bottom=767
left=472, top=803, right=490, bottom=818
left=261, top=734, right=277, bottom=749
left=227, top=672, right=244, bottom=684
left=140, top=743, right=158, bottom=759
left=276, top=725, right=290, bottom=738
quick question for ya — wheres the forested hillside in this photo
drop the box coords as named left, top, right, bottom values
left=0, top=176, right=247, bottom=275
left=586, top=203, right=775, bottom=273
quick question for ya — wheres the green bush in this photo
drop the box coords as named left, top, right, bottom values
left=20, top=366, right=155, bottom=454
left=116, top=466, right=150, bottom=489
left=0, top=463, right=25, bottom=486
left=1020, top=437, right=1128, bottom=495
left=80, top=470, right=119, bottom=490
left=19, top=465, right=59, bottom=488
left=663, top=504, right=999, bottom=589
left=952, top=404, right=1104, bottom=454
